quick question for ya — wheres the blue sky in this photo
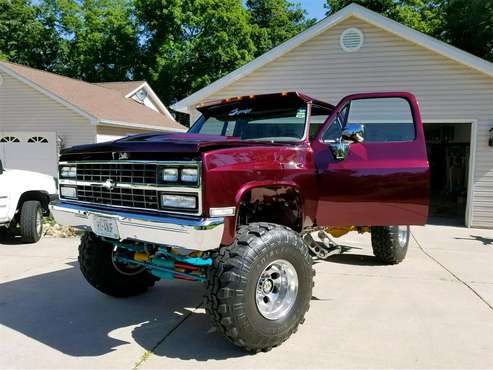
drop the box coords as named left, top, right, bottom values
left=299, top=0, right=327, bottom=20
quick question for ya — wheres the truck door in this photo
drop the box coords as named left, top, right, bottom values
left=312, top=92, right=429, bottom=226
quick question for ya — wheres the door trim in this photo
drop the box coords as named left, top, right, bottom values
left=423, top=119, right=477, bottom=228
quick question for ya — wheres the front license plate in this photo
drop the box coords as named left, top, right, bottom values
left=92, top=216, right=119, bottom=239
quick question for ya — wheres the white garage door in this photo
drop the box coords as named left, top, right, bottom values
left=0, top=132, right=57, bottom=176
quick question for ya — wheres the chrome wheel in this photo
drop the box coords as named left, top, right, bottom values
left=255, top=259, right=298, bottom=320
left=396, top=225, right=408, bottom=247
left=35, top=209, right=43, bottom=236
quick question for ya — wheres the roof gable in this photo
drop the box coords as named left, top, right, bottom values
left=172, top=3, right=493, bottom=113
left=0, top=61, right=185, bottom=131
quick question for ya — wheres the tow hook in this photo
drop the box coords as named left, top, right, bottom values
left=107, top=239, right=212, bottom=282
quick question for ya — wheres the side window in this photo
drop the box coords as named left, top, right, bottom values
left=347, top=97, right=415, bottom=142
left=309, top=105, right=333, bottom=141
left=322, top=105, right=349, bottom=142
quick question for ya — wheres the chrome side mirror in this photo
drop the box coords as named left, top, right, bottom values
left=342, top=123, right=365, bottom=143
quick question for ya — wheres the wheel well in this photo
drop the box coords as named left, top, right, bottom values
left=16, top=191, right=50, bottom=216
left=237, top=186, right=303, bottom=232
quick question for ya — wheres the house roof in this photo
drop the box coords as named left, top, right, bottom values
left=0, top=61, right=186, bottom=131
left=171, top=3, right=493, bottom=114
left=95, top=81, right=146, bottom=96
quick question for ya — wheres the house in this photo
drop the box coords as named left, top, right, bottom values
left=0, top=61, right=186, bottom=177
left=172, top=4, right=493, bottom=229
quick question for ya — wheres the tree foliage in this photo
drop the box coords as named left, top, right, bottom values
left=0, top=0, right=490, bottom=107
left=0, top=0, right=59, bottom=68
left=246, top=0, right=316, bottom=55
left=41, top=0, right=140, bottom=81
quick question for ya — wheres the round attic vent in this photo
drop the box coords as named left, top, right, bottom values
left=340, top=28, right=364, bottom=52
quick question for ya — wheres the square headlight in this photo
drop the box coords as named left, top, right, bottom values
left=160, top=194, right=197, bottom=210
left=162, top=168, right=179, bottom=182
left=60, top=186, right=77, bottom=199
left=60, top=166, right=76, bottom=178
left=181, top=168, right=198, bottom=183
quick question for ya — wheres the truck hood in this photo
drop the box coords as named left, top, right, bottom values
left=3, top=169, right=57, bottom=194
left=60, top=133, right=290, bottom=161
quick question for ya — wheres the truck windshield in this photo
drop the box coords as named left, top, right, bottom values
left=189, top=105, right=308, bottom=142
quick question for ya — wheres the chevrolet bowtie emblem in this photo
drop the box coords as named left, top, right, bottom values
left=102, top=179, right=116, bottom=191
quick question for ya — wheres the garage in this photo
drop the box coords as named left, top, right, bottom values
left=0, top=132, right=57, bottom=176
left=424, top=122, right=473, bottom=224
left=173, top=4, right=493, bottom=229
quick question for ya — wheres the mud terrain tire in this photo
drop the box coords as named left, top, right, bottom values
left=19, top=200, right=43, bottom=243
left=206, top=223, right=313, bottom=352
left=371, top=225, right=410, bottom=264
left=79, top=232, right=157, bottom=297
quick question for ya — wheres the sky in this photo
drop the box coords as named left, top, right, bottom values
left=299, top=0, right=327, bottom=20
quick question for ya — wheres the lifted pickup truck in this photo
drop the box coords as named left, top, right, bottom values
left=50, top=91, right=429, bottom=352
left=0, top=160, right=57, bottom=242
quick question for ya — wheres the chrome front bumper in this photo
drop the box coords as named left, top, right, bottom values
left=49, top=201, right=224, bottom=251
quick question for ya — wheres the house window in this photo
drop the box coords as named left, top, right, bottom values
left=0, top=136, right=20, bottom=143
left=27, top=136, right=49, bottom=143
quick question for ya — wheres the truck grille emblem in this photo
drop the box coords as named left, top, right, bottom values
left=102, top=179, right=116, bottom=191
left=112, top=152, right=129, bottom=160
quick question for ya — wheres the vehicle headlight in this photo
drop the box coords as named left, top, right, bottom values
left=60, top=166, right=76, bottom=178
left=60, top=186, right=77, bottom=199
left=162, top=168, right=179, bottom=182
left=160, top=194, right=197, bottom=210
left=181, top=168, right=198, bottom=183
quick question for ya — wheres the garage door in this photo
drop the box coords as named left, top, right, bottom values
left=0, top=132, right=57, bottom=176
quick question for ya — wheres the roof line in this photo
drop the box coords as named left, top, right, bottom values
left=0, top=63, right=97, bottom=122
left=171, top=3, right=493, bottom=113
left=98, top=119, right=187, bottom=132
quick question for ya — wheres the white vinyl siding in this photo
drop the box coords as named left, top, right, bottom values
left=196, top=17, right=493, bottom=228
left=0, top=71, right=95, bottom=149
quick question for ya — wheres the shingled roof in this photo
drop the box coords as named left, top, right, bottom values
left=0, top=61, right=185, bottom=131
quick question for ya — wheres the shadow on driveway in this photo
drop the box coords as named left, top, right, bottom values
left=0, top=262, right=245, bottom=360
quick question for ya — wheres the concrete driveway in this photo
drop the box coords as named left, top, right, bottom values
left=0, top=225, right=492, bottom=369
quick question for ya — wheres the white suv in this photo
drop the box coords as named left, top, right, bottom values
left=0, top=160, right=57, bottom=243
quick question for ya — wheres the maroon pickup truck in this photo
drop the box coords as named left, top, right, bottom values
left=50, top=91, right=429, bottom=352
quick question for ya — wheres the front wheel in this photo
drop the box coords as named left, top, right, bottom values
left=19, top=200, right=43, bottom=243
left=206, top=223, right=313, bottom=352
left=78, top=232, right=157, bottom=297
left=371, top=225, right=410, bottom=264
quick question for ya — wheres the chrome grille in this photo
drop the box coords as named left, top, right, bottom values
left=76, top=163, right=158, bottom=185
left=58, top=160, right=202, bottom=216
left=76, top=185, right=159, bottom=210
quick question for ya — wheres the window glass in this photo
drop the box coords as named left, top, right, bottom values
left=322, top=105, right=349, bottom=142
left=347, top=97, right=415, bottom=142
left=191, top=105, right=307, bottom=142
left=309, top=105, right=332, bottom=141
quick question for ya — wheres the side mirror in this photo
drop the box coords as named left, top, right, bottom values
left=342, top=123, right=365, bottom=143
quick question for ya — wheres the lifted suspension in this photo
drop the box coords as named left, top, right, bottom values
left=106, top=238, right=213, bottom=282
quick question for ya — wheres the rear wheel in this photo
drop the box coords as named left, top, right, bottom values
left=206, top=223, right=313, bottom=352
left=371, top=225, right=410, bottom=264
left=78, top=232, right=157, bottom=297
left=19, top=200, right=43, bottom=243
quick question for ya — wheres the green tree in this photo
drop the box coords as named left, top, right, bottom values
left=325, top=0, right=444, bottom=35
left=135, top=0, right=256, bottom=104
left=41, top=0, right=140, bottom=81
left=441, top=0, right=493, bottom=62
left=246, top=0, right=316, bottom=55
left=0, top=0, right=60, bottom=69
